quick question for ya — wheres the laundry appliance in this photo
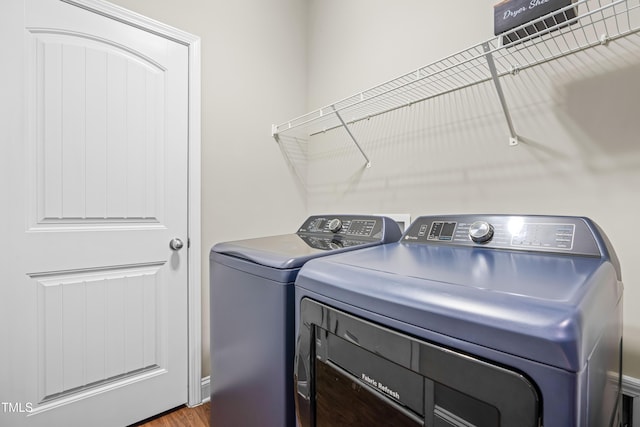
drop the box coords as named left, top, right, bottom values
left=209, top=215, right=402, bottom=427
left=294, top=214, right=623, bottom=427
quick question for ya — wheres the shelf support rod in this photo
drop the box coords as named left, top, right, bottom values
left=482, top=42, right=519, bottom=146
left=331, top=105, right=372, bottom=168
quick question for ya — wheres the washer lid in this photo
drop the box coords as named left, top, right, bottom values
left=212, top=234, right=337, bottom=270
left=211, top=215, right=402, bottom=270
left=295, top=242, right=622, bottom=371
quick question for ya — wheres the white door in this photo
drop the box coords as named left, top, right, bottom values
left=0, top=0, right=193, bottom=425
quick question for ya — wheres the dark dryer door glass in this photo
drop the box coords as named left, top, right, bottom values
left=315, top=360, right=422, bottom=427
left=433, top=383, right=499, bottom=427
left=294, top=299, right=541, bottom=427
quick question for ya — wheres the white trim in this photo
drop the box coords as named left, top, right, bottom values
left=186, top=35, right=203, bottom=407
left=60, top=0, right=198, bottom=45
left=623, top=375, right=640, bottom=397
left=63, top=0, right=202, bottom=408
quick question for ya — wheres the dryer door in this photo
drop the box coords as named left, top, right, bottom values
left=294, top=299, right=541, bottom=427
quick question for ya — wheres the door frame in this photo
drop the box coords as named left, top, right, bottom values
left=62, top=0, right=203, bottom=406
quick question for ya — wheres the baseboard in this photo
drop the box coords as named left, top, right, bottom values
left=624, top=375, right=640, bottom=397
left=201, top=376, right=211, bottom=403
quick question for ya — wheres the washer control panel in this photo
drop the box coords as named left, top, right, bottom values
left=296, top=215, right=399, bottom=250
left=404, top=215, right=602, bottom=256
left=298, top=215, right=382, bottom=238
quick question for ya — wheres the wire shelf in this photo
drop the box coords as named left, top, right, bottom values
left=272, top=0, right=640, bottom=141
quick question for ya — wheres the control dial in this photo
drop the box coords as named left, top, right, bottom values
left=327, top=218, right=343, bottom=233
left=469, top=221, right=494, bottom=243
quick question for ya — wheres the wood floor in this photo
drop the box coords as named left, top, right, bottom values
left=130, top=402, right=210, bottom=427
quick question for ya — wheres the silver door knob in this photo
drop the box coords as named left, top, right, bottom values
left=169, top=238, right=184, bottom=251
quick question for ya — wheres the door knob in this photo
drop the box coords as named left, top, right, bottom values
left=169, top=238, right=184, bottom=251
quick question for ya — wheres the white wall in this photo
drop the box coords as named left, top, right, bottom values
left=305, top=0, right=640, bottom=378
left=106, top=0, right=308, bottom=377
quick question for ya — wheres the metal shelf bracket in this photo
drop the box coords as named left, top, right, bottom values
left=331, top=105, right=372, bottom=168
left=483, top=42, right=520, bottom=146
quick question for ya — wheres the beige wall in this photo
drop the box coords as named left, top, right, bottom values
left=108, top=0, right=640, bottom=384
left=106, top=0, right=308, bottom=378
left=305, top=0, right=640, bottom=378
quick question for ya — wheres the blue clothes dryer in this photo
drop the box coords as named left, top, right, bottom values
left=294, top=214, right=623, bottom=427
left=209, top=215, right=402, bottom=427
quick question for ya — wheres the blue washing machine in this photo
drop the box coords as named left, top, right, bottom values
left=294, top=214, right=623, bottom=427
left=209, top=215, right=402, bottom=427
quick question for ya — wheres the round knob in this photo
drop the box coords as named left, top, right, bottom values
left=469, top=221, right=494, bottom=243
left=327, top=218, right=342, bottom=233
left=169, top=238, right=184, bottom=251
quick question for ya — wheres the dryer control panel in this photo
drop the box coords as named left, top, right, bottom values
left=403, top=215, right=603, bottom=256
